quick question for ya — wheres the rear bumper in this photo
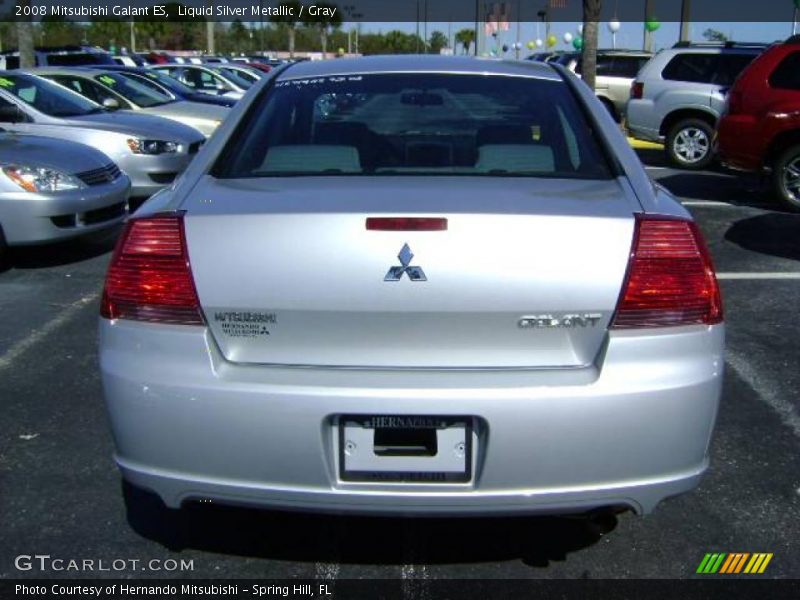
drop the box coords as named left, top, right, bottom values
left=626, top=100, right=664, bottom=143
left=99, top=321, right=724, bottom=516
left=0, top=175, right=130, bottom=245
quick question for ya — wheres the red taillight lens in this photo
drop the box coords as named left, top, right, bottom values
left=366, top=217, right=448, bottom=231
left=631, top=81, right=644, bottom=100
left=611, top=216, right=723, bottom=329
left=101, top=213, right=204, bottom=325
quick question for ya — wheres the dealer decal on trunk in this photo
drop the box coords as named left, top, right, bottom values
left=214, top=311, right=276, bottom=338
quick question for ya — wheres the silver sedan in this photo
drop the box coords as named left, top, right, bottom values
left=100, top=56, right=724, bottom=518
left=29, top=67, right=228, bottom=138
left=0, top=132, right=130, bottom=258
left=0, top=72, right=205, bottom=200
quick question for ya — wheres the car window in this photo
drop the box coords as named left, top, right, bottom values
left=712, top=54, right=758, bottom=87
left=662, top=53, right=720, bottom=83
left=769, top=51, right=800, bottom=91
left=46, top=53, right=115, bottom=66
left=214, top=73, right=612, bottom=180
left=213, top=68, right=253, bottom=89
left=93, top=72, right=173, bottom=107
left=49, top=75, right=119, bottom=106
left=0, top=73, right=102, bottom=117
left=610, top=56, right=649, bottom=78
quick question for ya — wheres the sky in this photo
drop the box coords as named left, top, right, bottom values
left=357, top=21, right=798, bottom=53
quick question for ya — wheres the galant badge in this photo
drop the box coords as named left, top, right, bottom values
left=385, top=243, right=427, bottom=282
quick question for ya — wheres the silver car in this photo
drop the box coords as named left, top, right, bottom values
left=100, top=56, right=724, bottom=518
left=0, top=132, right=130, bottom=258
left=29, top=67, right=228, bottom=138
left=151, top=65, right=249, bottom=100
left=0, top=72, right=205, bottom=199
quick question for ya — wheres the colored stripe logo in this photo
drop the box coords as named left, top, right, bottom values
left=696, top=553, right=773, bottom=574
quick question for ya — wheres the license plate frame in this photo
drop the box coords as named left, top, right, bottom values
left=338, top=415, right=472, bottom=483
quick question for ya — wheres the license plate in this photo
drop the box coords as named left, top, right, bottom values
left=338, top=415, right=472, bottom=483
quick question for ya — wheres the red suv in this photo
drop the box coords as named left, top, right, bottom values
left=718, top=36, right=800, bottom=210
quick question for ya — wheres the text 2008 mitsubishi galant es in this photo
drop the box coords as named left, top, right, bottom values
left=99, top=56, right=724, bottom=518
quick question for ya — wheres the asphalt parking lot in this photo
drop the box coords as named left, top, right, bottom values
left=1, top=149, right=799, bottom=582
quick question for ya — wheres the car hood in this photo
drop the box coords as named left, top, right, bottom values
left=67, top=111, right=204, bottom=143
left=0, top=132, right=111, bottom=173
left=139, top=101, right=228, bottom=121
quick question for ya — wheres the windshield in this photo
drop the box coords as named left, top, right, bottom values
left=224, top=67, right=260, bottom=83
left=211, top=67, right=253, bottom=89
left=94, top=72, right=173, bottom=107
left=0, top=73, right=103, bottom=117
left=135, top=70, right=196, bottom=96
left=214, top=73, right=612, bottom=179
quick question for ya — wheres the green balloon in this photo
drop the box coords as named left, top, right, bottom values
left=572, top=37, right=583, bottom=50
left=547, top=34, right=558, bottom=48
left=527, top=40, right=536, bottom=50
left=645, top=18, right=661, bottom=33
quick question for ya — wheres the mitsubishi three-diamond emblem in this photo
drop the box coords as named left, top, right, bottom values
left=384, top=243, right=427, bottom=281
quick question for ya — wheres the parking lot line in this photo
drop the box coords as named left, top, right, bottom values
left=717, top=272, right=800, bottom=280
left=0, top=291, right=99, bottom=371
left=727, top=349, right=800, bottom=440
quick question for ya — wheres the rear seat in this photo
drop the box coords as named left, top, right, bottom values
left=260, top=145, right=362, bottom=173
left=476, top=145, right=555, bottom=173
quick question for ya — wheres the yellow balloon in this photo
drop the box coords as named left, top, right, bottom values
left=546, top=35, right=558, bottom=48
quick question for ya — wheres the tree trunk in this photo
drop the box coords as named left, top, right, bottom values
left=581, top=0, right=602, bottom=91
left=288, top=27, right=295, bottom=58
left=16, top=0, right=35, bottom=69
left=206, top=0, right=215, bottom=53
left=321, top=30, right=327, bottom=56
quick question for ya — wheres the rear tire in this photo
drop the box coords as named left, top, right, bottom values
left=771, top=144, right=800, bottom=212
left=599, top=98, right=619, bottom=123
left=0, top=224, right=8, bottom=271
left=666, top=118, right=715, bottom=170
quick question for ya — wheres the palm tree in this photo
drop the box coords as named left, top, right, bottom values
left=306, top=3, right=342, bottom=56
left=581, top=0, right=602, bottom=90
left=270, top=1, right=304, bottom=58
left=454, top=28, right=475, bottom=55
left=16, top=0, right=35, bottom=68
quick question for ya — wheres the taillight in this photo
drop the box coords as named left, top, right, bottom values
left=101, top=213, right=204, bottom=325
left=611, top=215, right=722, bottom=329
left=631, top=81, right=644, bottom=100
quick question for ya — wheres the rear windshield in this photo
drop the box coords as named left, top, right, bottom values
left=215, top=73, right=612, bottom=179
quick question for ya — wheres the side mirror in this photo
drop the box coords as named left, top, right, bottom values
left=102, top=97, right=120, bottom=110
left=0, top=104, right=25, bottom=123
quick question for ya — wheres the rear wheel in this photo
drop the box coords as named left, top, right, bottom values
left=666, top=118, right=714, bottom=170
left=772, top=144, right=800, bottom=212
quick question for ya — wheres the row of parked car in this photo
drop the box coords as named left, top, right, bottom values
left=0, top=49, right=277, bottom=261
left=534, top=37, right=800, bottom=210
